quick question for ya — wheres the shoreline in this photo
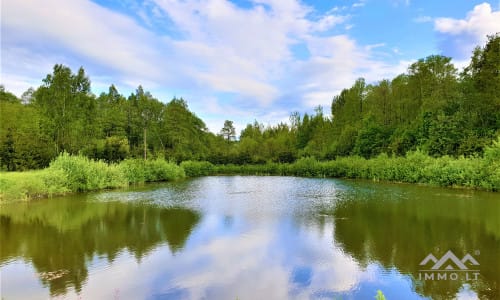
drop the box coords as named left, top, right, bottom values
left=2, top=151, right=498, bottom=202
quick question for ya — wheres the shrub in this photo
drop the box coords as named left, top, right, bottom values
left=181, top=161, right=215, bottom=177
left=0, top=169, right=69, bottom=201
left=290, top=157, right=321, bottom=177
left=118, top=159, right=147, bottom=183
left=144, top=159, right=185, bottom=182
left=49, top=152, right=128, bottom=192
left=118, top=158, right=184, bottom=184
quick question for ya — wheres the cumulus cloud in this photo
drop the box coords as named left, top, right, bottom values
left=1, top=0, right=409, bottom=133
left=1, top=0, right=171, bottom=96
left=434, top=2, right=500, bottom=58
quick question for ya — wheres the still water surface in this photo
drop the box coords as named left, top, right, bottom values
left=1, top=176, right=499, bottom=299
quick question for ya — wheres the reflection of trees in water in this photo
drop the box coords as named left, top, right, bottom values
left=322, top=186, right=500, bottom=300
left=0, top=199, right=200, bottom=297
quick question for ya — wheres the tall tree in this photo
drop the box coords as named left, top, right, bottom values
left=462, top=33, right=500, bottom=131
left=34, top=65, right=94, bottom=153
left=220, top=120, right=236, bottom=142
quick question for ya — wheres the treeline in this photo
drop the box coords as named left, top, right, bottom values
left=1, top=34, right=499, bottom=170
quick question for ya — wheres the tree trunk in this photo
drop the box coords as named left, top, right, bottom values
left=143, top=127, right=147, bottom=160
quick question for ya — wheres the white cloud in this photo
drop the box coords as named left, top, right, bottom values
left=413, top=16, right=432, bottom=23
left=3, top=0, right=165, bottom=78
left=1, top=0, right=408, bottom=133
left=435, top=3, right=500, bottom=35
left=312, top=14, right=349, bottom=32
left=365, top=43, right=386, bottom=51
left=434, top=2, right=500, bottom=58
left=1, top=0, right=172, bottom=98
left=284, top=36, right=406, bottom=110
left=352, top=1, right=366, bottom=8
left=456, top=284, right=479, bottom=300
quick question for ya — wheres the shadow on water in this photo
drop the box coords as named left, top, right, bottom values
left=0, top=192, right=200, bottom=297
left=320, top=181, right=500, bottom=299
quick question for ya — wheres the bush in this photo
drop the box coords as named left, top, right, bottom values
left=195, top=146, right=498, bottom=191
left=290, top=157, right=321, bottom=177
left=180, top=161, right=215, bottom=177
left=0, top=169, right=69, bottom=201
left=480, top=138, right=500, bottom=190
left=144, top=159, right=185, bottom=182
left=119, top=158, right=185, bottom=183
left=49, top=152, right=128, bottom=192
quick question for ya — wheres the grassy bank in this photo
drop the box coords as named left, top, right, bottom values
left=0, top=153, right=185, bottom=201
left=1, top=140, right=499, bottom=201
left=183, top=139, right=500, bottom=191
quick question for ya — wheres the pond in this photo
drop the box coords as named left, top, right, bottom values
left=1, top=176, right=499, bottom=299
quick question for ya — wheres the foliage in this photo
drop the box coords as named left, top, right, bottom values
left=206, top=148, right=499, bottom=191
left=375, top=290, right=386, bottom=300
left=0, top=169, right=69, bottom=201
left=220, top=120, right=236, bottom=141
left=117, top=158, right=185, bottom=183
left=1, top=35, right=499, bottom=173
left=0, top=153, right=185, bottom=201
left=180, top=160, right=215, bottom=177
left=49, top=152, right=128, bottom=192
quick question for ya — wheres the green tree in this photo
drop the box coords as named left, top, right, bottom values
left=220, top=120, right=236, bottom=141
left=34, top=65, right=94, bottom=154
left=407, top=55, right=458, bottom=113
left=353, top=117, right=392, bottom=158
left=462, top=33, right=500, bottom=133
left=0, top=90, right=54, bottom=170
left=161, top=98, right=209, bottom=161
left=0, top=128, right=16, bottom=170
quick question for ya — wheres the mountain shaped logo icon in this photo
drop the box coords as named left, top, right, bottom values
left=419, top=250, right=479, bottom=270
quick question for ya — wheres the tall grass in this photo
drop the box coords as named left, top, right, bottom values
left=0, top=153, right=185, bottom=201
left=49, top=152, right=128, bottom=192
left=180, top=161, right=215, bottom=177
left=0, top=169, right=69, bottom=201
left=119, top=158, right=185, bottom=183
left=189, top=139, right=500, bottom=191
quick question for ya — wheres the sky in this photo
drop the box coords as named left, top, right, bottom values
left=1, top=0, right=500, bottom=134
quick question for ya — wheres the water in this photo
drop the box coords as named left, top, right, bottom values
left=1, top=176, right=499, bottom=299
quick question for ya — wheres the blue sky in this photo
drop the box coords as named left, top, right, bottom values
left=2, top=0, right=500, bottom=133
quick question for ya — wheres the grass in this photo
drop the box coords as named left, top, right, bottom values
left=0, top=153, right=185, bottom=201
left=0, top=169, right=69, bottom=201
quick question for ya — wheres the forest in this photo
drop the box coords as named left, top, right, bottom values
left=0, top=34, right=499, bottom=172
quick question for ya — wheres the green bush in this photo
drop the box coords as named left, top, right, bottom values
left=180, top=160, right=215, bottom=177
left=49, top=152, right=128, bottom=192
left=40, top=169, right=70, bottom=196
left=118, top=158, right=185, bottom=183
left=480, top=138, right=500, bottom=190
left=0, top=169, right=69, bottom=201
left=1, top=154, right=188, bottom=201
left=144, top=159, right=185, bottom=182
left=197, top=146, right=498, bottom=191
left=290, top=157, right=321, bottom=177
left=118, top=159, right=147, bottom=183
